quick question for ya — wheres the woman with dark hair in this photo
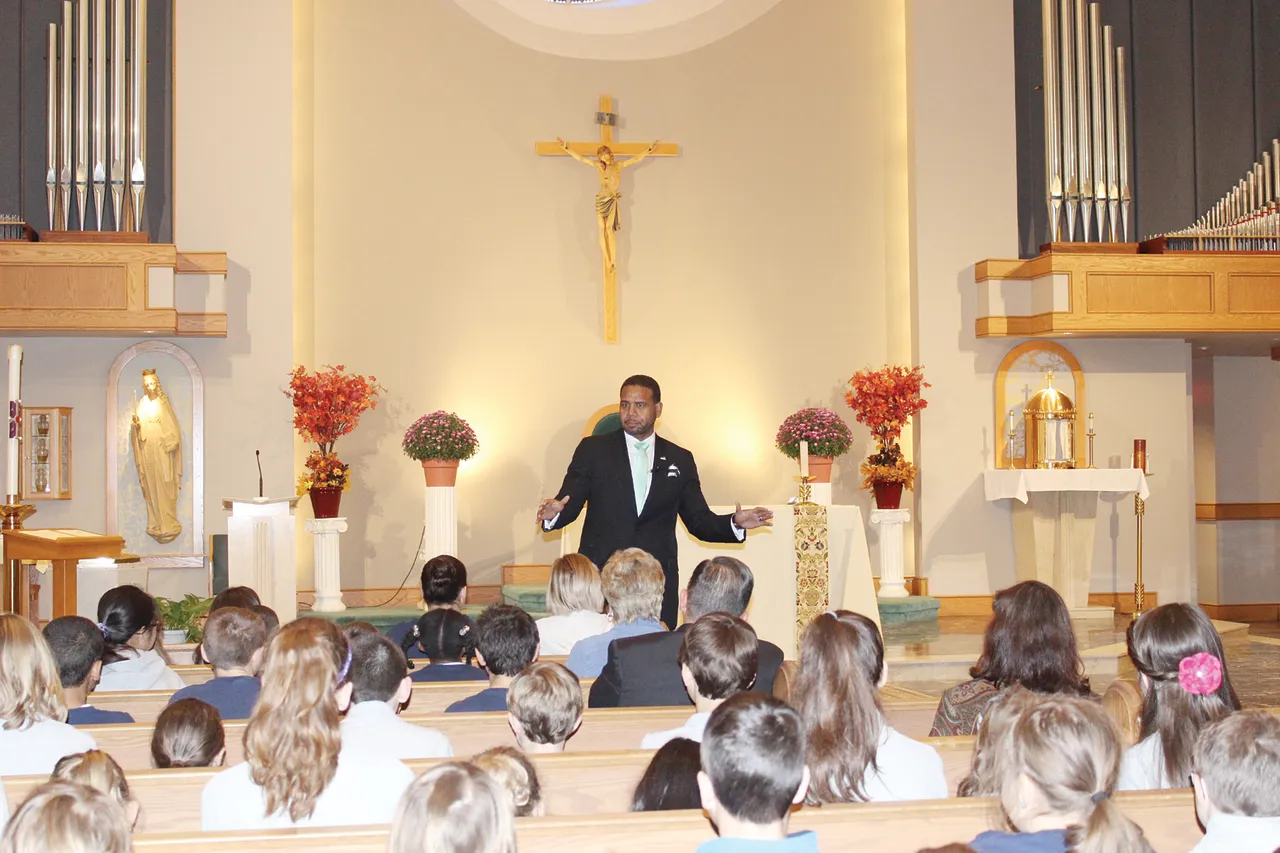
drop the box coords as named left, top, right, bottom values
left=630, top=738, right=702, bottom=812
left=96, top=586, right=184, bottom=692
left=929, top=581, right=1090, bottom=737
left=385, top=555, right=469, bottom=658
left=1119, top=603, right=1239, bottom=790
left=794, top=610, right=946, bottom=803
left=403, top=610, right=486, bottom=683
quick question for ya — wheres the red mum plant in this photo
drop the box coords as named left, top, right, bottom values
left=775, top=408, right=854, bottom=460
left=844, top=365, right=929, bottom=490
left=284, top=365, right=384, bottom=492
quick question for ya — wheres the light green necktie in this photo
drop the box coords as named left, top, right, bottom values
left=632, top=440, right=650, bottom=513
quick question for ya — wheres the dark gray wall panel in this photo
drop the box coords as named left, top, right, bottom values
left=1192, top=0, right=1255, bottom=212
left=1253, top=0, right=1280, bottom=158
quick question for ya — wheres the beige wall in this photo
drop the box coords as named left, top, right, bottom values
left=0, top=0, right=299, bottom=602
left=906, top=0, right=1196, bottom=602
left=1197, top=356, right=1280, bottom=604
left=308, top=0, right=909, bottom=586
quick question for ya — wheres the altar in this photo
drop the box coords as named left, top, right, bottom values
left=984, top=468, right=1150, bottom=619
left=677, top=504, right=877, bottom=659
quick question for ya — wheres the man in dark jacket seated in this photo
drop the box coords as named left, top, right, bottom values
left=588, top=555, right=783, bottom=707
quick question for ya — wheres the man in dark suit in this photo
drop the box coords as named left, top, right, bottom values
left=538, top=375, right=773, bottom=629
left=588, top=556, right=784, bottom=708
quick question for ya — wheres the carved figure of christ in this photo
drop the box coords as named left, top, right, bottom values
left=537, top=95, right=679, bottom=343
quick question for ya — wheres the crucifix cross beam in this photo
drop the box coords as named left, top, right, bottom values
left=537, top=95, right=679, bottom=343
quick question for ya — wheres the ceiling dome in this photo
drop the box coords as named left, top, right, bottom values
left=448, top=0, right=785, bottom=59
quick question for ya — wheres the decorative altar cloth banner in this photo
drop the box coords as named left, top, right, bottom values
left=984, top=468, right=1150, bottom=504
left=676, top=504, right=876, bottom=660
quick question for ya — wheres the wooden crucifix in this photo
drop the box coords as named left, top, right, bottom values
left=537, top=95, right=679, bottom=343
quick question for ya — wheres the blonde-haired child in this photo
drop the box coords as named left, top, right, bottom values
left=389, top=761, right=517, bottom=853
left=0, top=614, right=95, bottom=777
left=1190, top=711, right=1280, bottom=852
left=51, top=750, right=140, bottom=830
left=0, top=780, right=132, bottom=853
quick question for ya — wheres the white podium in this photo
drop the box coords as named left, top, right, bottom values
left=983, top=469, right=1149, bottom=619
left=222, top=497, right=299, bottom=624
left=677, top=504, right=877, bottom=659
left=306, top=517, right=348, bottom=612
left=871, top=509, right=910, bottom=599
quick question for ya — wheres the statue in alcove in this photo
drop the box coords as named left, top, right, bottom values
left=131, top=369, right=183, bottom=543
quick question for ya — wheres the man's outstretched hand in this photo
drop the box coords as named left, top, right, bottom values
left=733, top=503, right=774, bottom=530
left=537, top=495, right=571, bottom=525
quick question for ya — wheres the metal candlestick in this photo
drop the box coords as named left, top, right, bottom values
left=1086, top=427, right=1096, bottom=468
left=1006, top=425, right=1018, bottom=469
left=797, top=475, right=814, bottom=505
left=0, top=498, right=36, bottom=530
left=1133, top=493, right=1145, bottom=620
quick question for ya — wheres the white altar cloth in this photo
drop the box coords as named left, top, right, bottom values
left=983, top=469, right=1149, bottom=617
left=676, top=504, right=877, bottom=659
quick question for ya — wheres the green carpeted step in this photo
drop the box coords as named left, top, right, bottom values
left=877, top=595, right=941, bottom=625
left=502, top=583, right=548, bottom=612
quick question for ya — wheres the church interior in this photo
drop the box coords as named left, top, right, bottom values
left=1, top=0, right=1279, bottom=849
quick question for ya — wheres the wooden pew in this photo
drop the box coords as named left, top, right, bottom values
left=167, top=654, right=574, bottom=689
left=77, top=701, right=943, bottom=771
left=4, top=738, right=977, bottom=835
left=85, top=675, right=596, bottom=723
left=128, top=790, right=1202, bottom=853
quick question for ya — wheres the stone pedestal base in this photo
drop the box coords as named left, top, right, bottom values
left=871, top=508, right=911, bottom=599
left=306, top=517, right=348, bottom=612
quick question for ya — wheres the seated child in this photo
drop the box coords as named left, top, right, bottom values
left=1190, top=711, right=1280, bottom=853
left=696, top=693, right=815, bottom=853
left=967, top=690, right=1150, bottom=853
left=96, top=585, right=184, bottom=691
left=340, top=632, right=453, bottom=760
left=642, top=613, right=756, bottom=749
left=403, top=609, right=486, bottom=682
left=387, top=762, right=516, bottom=853
left=506, top=661, right=582, bottom=754
left=41, top=617, right=134, bottom=725
left=151, top=698, right=227, bottom=768
left=168, top=606, right=266, bottom=720
left=0, top=781, right=133, bottom=853
left=386, top=555, right=469, bottom=658
left=50, top=750, right=140, bottom=829
left=631, top=738, right=703, bottom=812
left=445, top=605, right=539, bottom=713
left=473, top=747, right=542, bottom=817
left=251, top=605, right=279, bottom=637
left=0, top=614, right=96, bottom=777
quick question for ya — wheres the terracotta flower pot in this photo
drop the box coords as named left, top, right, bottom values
left=871, top=481, right=904, bottom=510
left=422, top=459, right=460, bottom=487
left=309, top=486, right=343, bottom=519
left=808, top=456, right=835, bottom=484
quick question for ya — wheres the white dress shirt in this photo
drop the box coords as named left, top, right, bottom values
left=537, top=610, right=613, bottom=655
left=201, top=743, right=414, bottom=830
left=1117, top=733, right=1178, bottom=790
left=861, top=723, right=949, bottom=802
left=1190, top=812, right=1280, bottom=853
left=339, top=700, right=453, bottom=761
left=641, top=711, right=710, bottom=749
left=0, top=718, right=97, bottom=777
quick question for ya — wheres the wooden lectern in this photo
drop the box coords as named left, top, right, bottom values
left=1, top=529, right=125, bottom=619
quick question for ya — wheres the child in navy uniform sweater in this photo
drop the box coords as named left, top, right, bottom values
left=169, top=607, right=266, bottom=720
left=42, top=617, right=134, bottom=726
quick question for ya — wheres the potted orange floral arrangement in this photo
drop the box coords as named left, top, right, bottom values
left=284, top=365, right=384, bottom=518
left=844, top=365, right=929, bottom=509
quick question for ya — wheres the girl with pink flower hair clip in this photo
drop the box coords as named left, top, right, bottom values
left=1119, top=603, right=1241, bottom=791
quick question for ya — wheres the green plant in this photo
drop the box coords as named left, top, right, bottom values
left=155, top=594, right=212, bottom=643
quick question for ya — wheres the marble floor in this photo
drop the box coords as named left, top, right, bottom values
left=886, top=615, right=1280, bottom=708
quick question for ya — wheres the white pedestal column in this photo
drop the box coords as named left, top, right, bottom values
left=422, top=485, right=458, bottom=560
left=306, top=517, right=347, bottom=612
left=223, top=497, right=299, bottom=623
left=871, top=508, right=911, bottom=599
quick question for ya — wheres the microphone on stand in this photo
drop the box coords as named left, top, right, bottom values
left=256, top=450, right=263, bottom=498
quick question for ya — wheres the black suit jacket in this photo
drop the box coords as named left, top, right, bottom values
left=546, top=432, right=739, bottom=622
left=588, top=624, right=785, bottom=708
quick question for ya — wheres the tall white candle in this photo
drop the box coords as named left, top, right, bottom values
left=1088, top=412, right=1095, bottom=432
left=799, top=440, right=809, bottom=478
left=7, top=345, right=21, bottom=497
